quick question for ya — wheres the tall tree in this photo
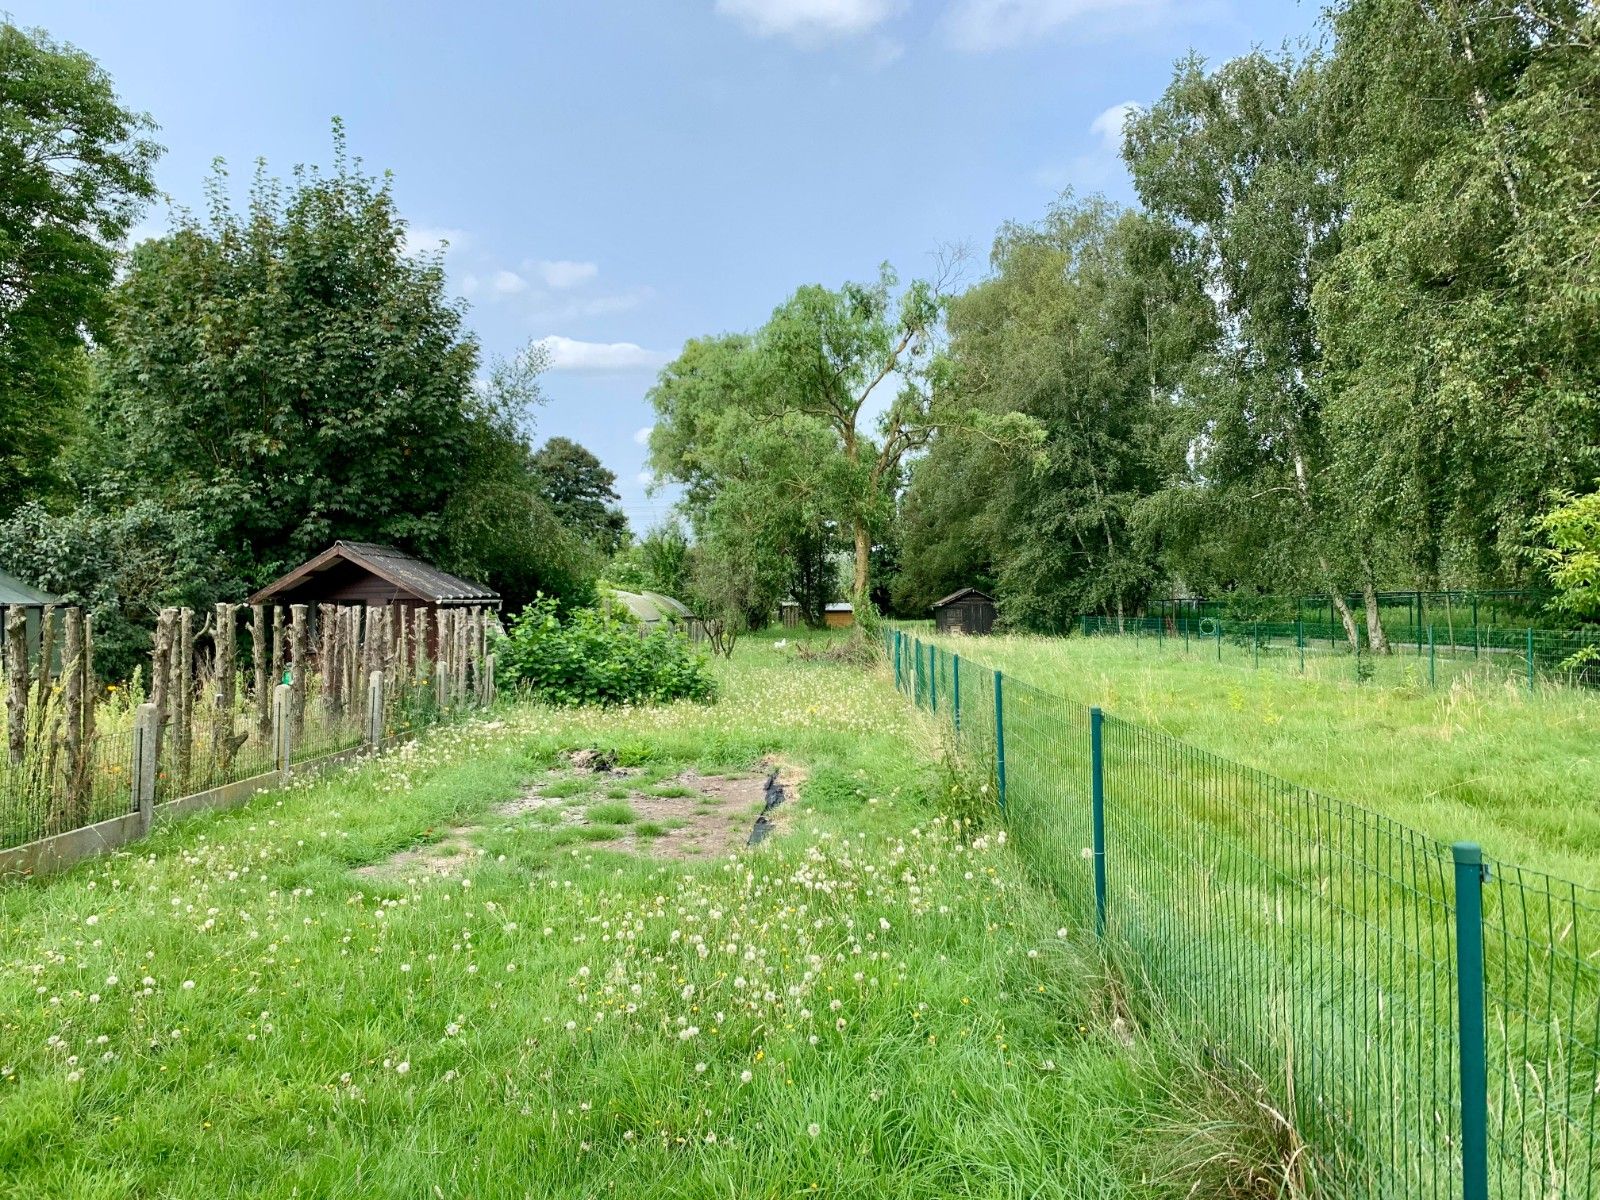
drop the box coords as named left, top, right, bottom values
left=530, top=436, right=628, bottom=554
left=1316, top=0, right=1600, bottom=598
left=900, top=198, right=1205, bottom=628
left=0, top=23, right=159, bottom=512
left=1126, top=51, right=1382, bottom=648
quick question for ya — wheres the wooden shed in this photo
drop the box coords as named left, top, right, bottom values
left=0, top=567, right=63, bottom=659
left=823, top=602, right=854, bottom=629
left=249, top=542, right=500, bottom=614
left=932, top=588, right=997, bottom=635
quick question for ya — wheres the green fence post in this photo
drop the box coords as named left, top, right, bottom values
left=893, top=631, right=902, bottom=691
left=952, top=654, right=961, bottom=733
left=1253, top=621, right=1260, bottom=669
left=1452, top=842, right=1490, bottom=1200
left=1216, top=621, right=1223, bottom=663
left=1090, top=706, right=1107, bottom=940
left=1527, top=627, right=1535, bottom=693
left=993, top=670, right=1006, bottom=815
left=1298, top=617, right=1305, bottom=673
left=1429, top=624, right=1436, bottom=689
left=929, top=643, right=937, bottom=714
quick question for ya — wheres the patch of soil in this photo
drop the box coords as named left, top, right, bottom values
left=620, top=762, right=798, bottom=860
left=353, top=826, right=484, bottom=877
left=494, top=793, right=583, bottom=821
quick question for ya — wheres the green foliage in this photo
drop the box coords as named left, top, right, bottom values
left=606, top=521, right=691, bottom=597
left=531, top=436, right=628, bottom=555
left=498, top=598, right=716, bottom=707
left=1537, top=489, right=1600, bottom=622
left=0, top=23, right=159, bottom=511
left=0, top=498, right=226, bottom=681
left=898, top=198, right=1200, bottom=629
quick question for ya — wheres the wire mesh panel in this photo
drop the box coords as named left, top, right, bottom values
left=885, top=627, right=1600, bottom=1199
left=0, top=726, right=137, bottom=849
left=1101, top=715, right=1459, bottom=1198
left=1480, top=861, right=1600, bottom=1198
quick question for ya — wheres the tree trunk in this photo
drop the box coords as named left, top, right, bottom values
left=5, top=607, right=27, bottom=767
left=1362, top=574, right=1390, bottom=655
left=852, top=520, right=871, bottom=610
left=252, top=605, right=269, bottom=739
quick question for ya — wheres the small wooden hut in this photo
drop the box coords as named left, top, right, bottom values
left=0, top=567, right=63, bottom=658
left=249, top=542, right=500, bottom=623
left=931, top=588, right=996, bottom=635
left=823, top=602, right=854, bottom=629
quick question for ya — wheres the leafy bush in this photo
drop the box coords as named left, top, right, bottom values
left=497, top=598, right=716, bottom=707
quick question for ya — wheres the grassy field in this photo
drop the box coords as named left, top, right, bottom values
left=914, top=629, right=1600, bottom=887
left=0, top=632, right=1292, bottom=1199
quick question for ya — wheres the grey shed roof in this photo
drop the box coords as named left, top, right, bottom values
left=932, top=588, right=994, bottom=608
left=607, top=589, right=694, bottom=625
left=0, top=567, right=61, bottom=608
left=248, top=541, right=500, bottom=607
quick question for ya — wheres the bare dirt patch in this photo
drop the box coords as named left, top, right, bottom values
left=353, top=826, right=484, bottom=877
left=620, top=762, right=797, bottom=860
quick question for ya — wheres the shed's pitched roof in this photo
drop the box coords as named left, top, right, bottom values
left=607, top=589, right=694, bottom=624
left=0, top=568, right=61, bottom=608
left=249, top=541, right=499, bottom=606
left=932, top=587, right=995, bottom=609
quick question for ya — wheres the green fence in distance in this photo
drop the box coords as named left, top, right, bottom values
left=887, top=628, right=1600, bottom=1200
left=1079, top=614, right=1600, bottom=693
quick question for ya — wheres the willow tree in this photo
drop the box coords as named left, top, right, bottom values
left=1126, top=51, right=1384, bottom=649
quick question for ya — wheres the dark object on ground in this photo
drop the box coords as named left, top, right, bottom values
left=793, top=635, right=879, bottom=667
left=747, top=768, right=786, bottom=845
left=565, top=748, right=618, bottom=772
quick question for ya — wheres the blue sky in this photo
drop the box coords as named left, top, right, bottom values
left=29, top=0, right=1319, bottom=532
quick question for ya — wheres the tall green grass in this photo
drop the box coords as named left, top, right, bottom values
left=921, top=630, right=1600, bottom=887
left=0, top=632, right=1293, bottom=1198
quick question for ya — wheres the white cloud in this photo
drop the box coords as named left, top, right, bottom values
left=526, top=286, right=653, bottom=323
left=403, top=225, right=470, bottom=257
left=944, top=0, right=1190, bottom=52
left=716, top=0, right=905, bottom=43
left=633, top=426, right=654, bottom=445
left=534, top=259, right=600, bottom=289
left=491, top=269, right=528, bottom=295
left=538, top=335, right=669, bottom=373
left=1090, top=100, right=1142, bottom=151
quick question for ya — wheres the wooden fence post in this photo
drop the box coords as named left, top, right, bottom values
left=5, top=605, right=28, bottom=766
left=436, top=609, right=450, bottom=711
left=252, top=604, right=269, bottom=739
left=175, top=608, right=193, bottom=785
left=272, top=683, right=293, bottom=778
left=366, top=670, right=384, bottom=747
left=289, top=604, right=308, bottom=743
left=131, top=702, right=159, bottom=834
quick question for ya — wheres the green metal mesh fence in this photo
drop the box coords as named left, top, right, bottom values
left=887, top=627, right=1600, bottom=1200
left=1079, top=614, right=1600, bottom=693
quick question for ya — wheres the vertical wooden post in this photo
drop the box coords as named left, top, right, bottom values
left=149, top=608, right=176, bottom=766
left=436, top=609, right=450, bottom=711
left=271, top=606, right=286, bottom=691
left=213, top=602, right=237, bottom=774
left=252, top=604, right=269, bottom=739
left=289, top=604, right=308, bottom=742
left=131, top=702, right=159, bottom=833
left=366, top=670, right=384, bottom=746
left=175, top=608, right=193, bottom=785
left=272, top=682, right=293, bottom=777
left=5, top=605, right=28, bottom=765
left=318, top=604, right=337, bottom=719
left=61, top=609, right=85, bottom=828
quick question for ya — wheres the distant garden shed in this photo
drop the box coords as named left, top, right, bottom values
left=249, top=542, right=500, bottom=613
left=0, top=567, right=63, bottom=657
left=932, top=588, right=996, bottom=635
left=605, top=589, right=694, bottom=631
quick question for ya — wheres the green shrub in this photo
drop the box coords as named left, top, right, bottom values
left=497, top=597, right=717, bottom=707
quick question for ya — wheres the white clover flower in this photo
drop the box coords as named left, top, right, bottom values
left=396, top=1061, right=410, bottom=1075
left=807, top=1123, right=820, bottom=1138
